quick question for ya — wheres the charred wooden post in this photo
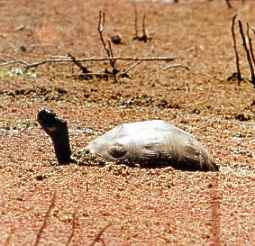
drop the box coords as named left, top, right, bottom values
left=37, top=109, right=72, bottom=164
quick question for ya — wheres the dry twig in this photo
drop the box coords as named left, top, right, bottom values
left=238, top=20, right=255, bottom=85
left=67, top=53, right=92, bottom=79
left=163, top=63, right=190, bottom=70
left=251, top=25, right=255, bottom=36
left=34, top=192, right=56, bottom=246
left=230, top=14, right=242, bottom=84
left=140, top=14, right=149, bottom=42
left=133, top=3, right=139, bottom=39
left=132, top=5, right=150, bottom=42
left=119, top=60, right=143, bottom=77
left=88, top=223, right=112, bottom=246
left=247, top=23, right=255, bottom=68
left=225, top=0, right=232, bottom=8
left=97, top=10, right=118, bottom=82
left=0, top=56, right=175, bottom=67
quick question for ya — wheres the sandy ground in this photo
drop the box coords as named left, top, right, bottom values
left=1, top=0, right=255, bottom=245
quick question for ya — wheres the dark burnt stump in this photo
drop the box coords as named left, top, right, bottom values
left=37, top=109, right=72, bottom=164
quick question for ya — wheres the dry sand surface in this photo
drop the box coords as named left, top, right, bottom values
left=0, top=0, right=255, bottom=245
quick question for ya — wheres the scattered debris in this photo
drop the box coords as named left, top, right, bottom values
left=235, top=112, right=251, bottom=121
left=110, top=34, right=122, bottom=44
left=35, top=174, right=47, bottom=181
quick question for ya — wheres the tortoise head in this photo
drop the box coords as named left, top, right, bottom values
left=37, top=108, right=67, bottom=136
left=37, top=108, right=72, bottom=164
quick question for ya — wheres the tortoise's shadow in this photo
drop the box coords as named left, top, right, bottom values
left=73, top=155, right=219, bottom=172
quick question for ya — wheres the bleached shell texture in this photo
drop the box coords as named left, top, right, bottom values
left=86, top=120, right=218, bottom=171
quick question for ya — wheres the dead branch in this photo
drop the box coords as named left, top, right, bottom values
left=225, top=0, right=232, bottom=8
left=142, top=14, right=146, bottom=38
left=238, top=20, right=255, bottom=85
left=0, top=60, right=29, bottom=67
left=163, top=64, right=190, bottom=70
left=107, top=40, right=118, bottom=75
left=250, top=25, right=255, bottom=36
left=88, top=223, right=112, bottom=246
left=97, top=11, right=111, bottom=63
left=97, top=10, right=118, bottom=82
left=230, top=14, right=242, bottom=84
left=67, top=53, right=92, bottom=79
left=132, top=6, right=150, bottom=42
left=119, top=60, right=143, bottom=77
left=34, top=192, right=56, bottom=246
left=65, top=211, right=77, bottom=246
left=133, top=3, right=139, bottom=39
left=247, top=23, right=255, bottom=67
left=67, top=53, right=90, bottom=74
left=140, top=14, right=149, bottom=42
left=0, top=56, right=176, bottom=70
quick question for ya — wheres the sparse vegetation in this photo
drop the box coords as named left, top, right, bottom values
left=1, top=0, right=255, bottom=245
left=229, top=15, right=255, bottom=86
